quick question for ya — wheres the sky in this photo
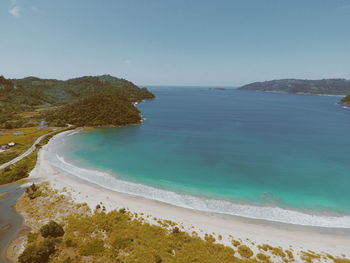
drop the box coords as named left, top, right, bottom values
left=1, top=0, right=350, bottom=86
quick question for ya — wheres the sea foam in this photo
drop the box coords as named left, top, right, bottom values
left=46, top=134, right=350, bottom=229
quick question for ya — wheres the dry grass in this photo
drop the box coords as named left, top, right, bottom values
left=0, top=126, right=52, bottom=165
left=0, top=126, right=52, bottom=145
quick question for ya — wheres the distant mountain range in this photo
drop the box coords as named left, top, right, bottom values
left=238, top=79, right=350, bottom=95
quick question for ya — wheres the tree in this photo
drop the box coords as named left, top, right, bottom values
left=40, top=221, right=64, bottom=238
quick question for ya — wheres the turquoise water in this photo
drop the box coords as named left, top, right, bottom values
left=62, top=87, right=350, bottom=215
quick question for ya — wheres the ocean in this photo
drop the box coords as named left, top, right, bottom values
left=53, top=87, right=350, bottom=227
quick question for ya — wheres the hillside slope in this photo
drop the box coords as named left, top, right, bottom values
left=0, top=75, right=154, bottom=128
left=44, top=93, right=142, bottom=127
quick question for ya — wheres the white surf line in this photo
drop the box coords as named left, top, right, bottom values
left=49, top=150, right=350, bottom=229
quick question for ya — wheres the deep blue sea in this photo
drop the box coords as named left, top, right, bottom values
left=57, top=87, right=350, bottom=226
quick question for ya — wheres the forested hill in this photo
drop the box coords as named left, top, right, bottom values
left=44, top=93, right=143, bottom=127
left=238, top=79, right=350, bottom=95
left=0, top=75, right=154, bottom=128
left=8, top=75, right=154, bottom=105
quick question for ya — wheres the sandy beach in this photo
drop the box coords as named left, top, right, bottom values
left=25, top=131, right=350, bottom=260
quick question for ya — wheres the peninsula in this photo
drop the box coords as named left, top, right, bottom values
left=238, top=79, right=350, bottom=95
left=0, top=75, right=154, bottom=129
left=339, top=95, right=350, bottom=107
left=0, top=75, right=155, bottom=185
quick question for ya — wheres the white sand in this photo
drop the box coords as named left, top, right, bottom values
left=27, top=131, right=350, bottom=261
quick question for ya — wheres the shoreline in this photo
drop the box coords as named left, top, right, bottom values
left=0, top=183, right=25, bottom=263
left=239, top=89, right=347, bottom=97
left=17, top=130, right=350, bottom=259
left=48, top=131, right=350, bottom=229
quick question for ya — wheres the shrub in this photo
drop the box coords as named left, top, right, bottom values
left=26, top=184, right=40, bottom=199
left=204, top=234, right=216, bottom=243
left=18, top=239, right=56, bottom=263
left=257, top=253, right=268, bottom=261
left=271, top=247, right=286, bottom=258
left=27, top=232, right=39, bottom=243
left=172, top=227, right=180, bottom=234
left=237, top=245, right=254, bottom=258
left=119, top=208, right=126, bottom=213
left=40, top=221, right=64, bottom=238
left=231, top=240, right=241, bottom=247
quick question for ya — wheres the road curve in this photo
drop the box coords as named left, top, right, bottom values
left=0, top=133, right=49, bottom=170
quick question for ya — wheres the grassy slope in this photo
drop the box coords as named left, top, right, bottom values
left=0, top=127, right=53, bottom=165
left=0, top=127, right=71, bottom=185
left=0, top=149, right=39, bottom=185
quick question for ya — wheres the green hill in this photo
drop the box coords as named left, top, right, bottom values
left=0, top=75, right=154, bottom=128
left=44, top=93, right=142, bottom=127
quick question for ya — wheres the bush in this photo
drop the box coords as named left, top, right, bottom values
left=119, top=208, right=126, bottom=213
left=231, top=240, right=241, bottom=247
left=40, top=221, right=64, bottom=238
left=238, top=245, right=254, bottom=258
left=26, top=184, right=40, bottom=199
left=18, top=239, right=56, bottom=263
left=172, top=227, right=180, bottom=234
left=257, top=253, right=268, bottom=260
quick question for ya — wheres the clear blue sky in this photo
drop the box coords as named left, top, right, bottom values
left=1, top=0, right=350, bottom=86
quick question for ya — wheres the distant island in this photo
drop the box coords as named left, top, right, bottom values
left=0, top=75, right=155, bottom=128
left=209, top=87, right=227, bottom=91
left=238, top=79, right=350, bottom=95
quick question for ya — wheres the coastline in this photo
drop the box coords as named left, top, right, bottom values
left=11, top=130, right=350, bottom=260
left=46, top=131, right=350, bottom=228
left=239, top=90, right=347, bottom=97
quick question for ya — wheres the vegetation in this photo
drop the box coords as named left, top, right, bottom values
left=44, top=93, right=142, bottom=127
left=0, top=74, right=153, bottom=183
left=26, top=183, right=41, bottom=199
left=0, top=75, right=154, bottom=129
left=0, top=149, right=38, bottom=185
left=237, top=245, right=254, bottom=258
left=0, top=151, right=17, bottom=166
left=13, top=184, right=350, bottom=263
left=339, top=95, right=350, bottom=107
left=40, top=221, right=65, bottom=238
left=18, top=238, right=58, bottom=263
left=0, top=127, right=69, bottom=185
left=239, top=79, right=350, bottom=95
left=0, top=126, right=52, bottom=165
left=37, top=127, right=75, bottom=147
